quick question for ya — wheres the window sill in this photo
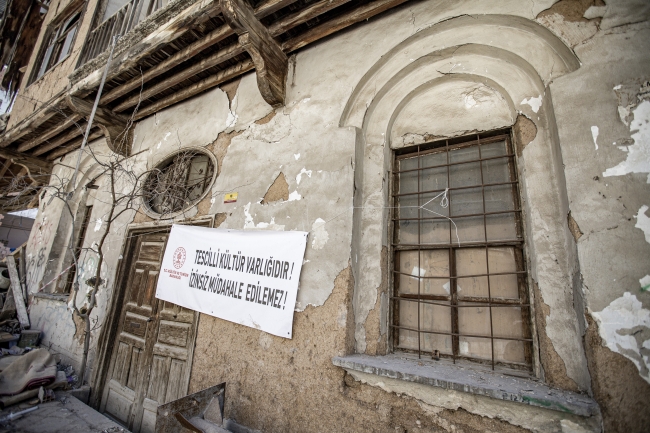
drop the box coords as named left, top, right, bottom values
left=32, top=292, right=70, bottom=302
left=332, top=354, right=598, bottom=417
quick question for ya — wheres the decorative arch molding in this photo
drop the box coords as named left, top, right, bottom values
left=344, top=14, right=592, bottom=392
left=340, top=14, right=580, bottom=129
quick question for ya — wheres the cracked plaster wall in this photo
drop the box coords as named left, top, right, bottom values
left=546, top=0, right=650, bottom=430
left=22, top=0, right=650, bottom=431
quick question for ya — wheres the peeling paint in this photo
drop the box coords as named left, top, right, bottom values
left=634, top=205, right=650, bottom=243
left=640, top=275, right=650, bottom=291
left=94, top=218, right=102, bottom=232
left=311, top=218, right=329, bottom=249
left=243, top=203, right=285, bottom=230
left=288, top=191, right=301, bottom=201
left=603, top=100, right=650, bottom=182
left=521, top=95, right=543, bottom=113
left=296, top=168, right=312, bottom=185
left=592, top=292, right=650, bottom=384
left=591, top=126, right=599, bottom=150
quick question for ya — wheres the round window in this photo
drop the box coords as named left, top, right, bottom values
left=143, top=149, right=215, bottom=216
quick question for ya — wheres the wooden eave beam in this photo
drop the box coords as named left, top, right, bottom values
left=267, top=0, right=351, bottom=35
left=0, top=148, right=52, bottom=172
left=17, top=114, right=82, bottom=152
left=31, top=123, right=89, bottom=156
left=100, top=0, right=299, bottom=106
left=221, top=0, right=288, bottom=107
left=65, top=96, right=133, bottom=156
left=46, top=129, right=104, bottom=161
left=114, top=43, right=245, bottom=112
left=0, top=93, right=67, bottom=148
left=134, top=59, right=254, bottom=120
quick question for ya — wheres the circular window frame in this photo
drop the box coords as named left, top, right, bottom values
left=141, top=147, right=218, bottom=220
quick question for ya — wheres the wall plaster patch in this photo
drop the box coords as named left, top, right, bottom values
left=592, top=292, right=650, bottom=384
left=243, top=203, right=285, bottom=230
left=521, top=95, right=543, bottom=113
left=310, top=218, right=329, bottom=250
left=635, top=205, right=650, bottom=244
left=603, top=100, right=650, bottom=182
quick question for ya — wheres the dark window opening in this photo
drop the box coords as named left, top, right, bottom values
left=391, top=131, right=533, bottom=371
left=63, top=204, right=93, bottom=294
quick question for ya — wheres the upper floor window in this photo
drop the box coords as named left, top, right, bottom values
left=29, top=8, right=82, bottom=84
left=391, top=131, right=533, bottom=371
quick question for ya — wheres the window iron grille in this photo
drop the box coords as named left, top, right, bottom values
left=391, top=132, right=533, bottom=371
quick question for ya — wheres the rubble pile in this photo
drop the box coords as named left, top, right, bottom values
left=0, top=256, right=80, bottom=411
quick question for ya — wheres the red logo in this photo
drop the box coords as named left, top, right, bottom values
left=173, top=247, right=186, bottom=269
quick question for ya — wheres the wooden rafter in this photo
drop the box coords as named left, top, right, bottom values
left=114, top=43, right=245, bottom=112
left=17, top=114, right=82, bottom=152
left=283, top=0, right=410, bottom=52
left=134, top=59, right=255, bottom=120
left=46, top=129, right=104, bottom=161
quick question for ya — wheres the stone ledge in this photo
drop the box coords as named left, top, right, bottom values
left=332, top=354, right=599, bottom=417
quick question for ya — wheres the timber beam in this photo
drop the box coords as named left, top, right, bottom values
left=65, top=96, right=133, bottom=156
left=221, top=0, right=288, bottom=107
left=0, top=148, right=52, bottom=173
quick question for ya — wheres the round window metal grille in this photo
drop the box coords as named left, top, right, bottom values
left=143, top=149, right=215, bottom=216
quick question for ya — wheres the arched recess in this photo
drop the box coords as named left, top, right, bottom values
left=343, top=14, right=592, bottom=392
left=34, top=143, right=105, bottom=294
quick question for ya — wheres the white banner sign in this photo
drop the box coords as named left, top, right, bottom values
left=156, top=224, right=308, bottom=338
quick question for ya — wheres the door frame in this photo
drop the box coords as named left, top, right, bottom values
left=89, top=217, right=214, bottom=409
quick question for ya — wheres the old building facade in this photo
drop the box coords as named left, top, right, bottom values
left=1, top=0, right=649, bottom=431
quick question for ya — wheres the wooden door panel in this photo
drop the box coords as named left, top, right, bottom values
left=105, top=380, right=136, bottom=425
left=140, top=398, right=159, bottom=433
left=101, top=229, right=200, bottom=433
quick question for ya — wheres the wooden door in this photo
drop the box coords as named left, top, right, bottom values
left=100, top=231, right=199, bottom=433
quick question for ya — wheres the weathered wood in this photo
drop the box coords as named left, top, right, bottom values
left=114, top=43, right=244, bottom=112
left=70, top=0, right=224, bottom=97
left=100, top=25, right=235, bottom=105
left=45, top=129, right=104, bottom=161
left=6, top=255, right=29, bottom=329
left=32, top=124, right=87, bottom=157
left=65, top=96, right=133, bottom=156
left=221, top=0, right=288, bottom=107
left=0, top=148, right=52, bottom=172
left=0, top=282, right=16, bottom=321
left=17, top=115, right=82, bottom=152
left=0, top=99, right=65, bottom=148
left=134, top=59, right=254, bottom=120
left=268, top=0, right=351, bottom=35
left=283, top=0, right=410, bottom=53
left=103, top=0, right=299, bottom=107
left=0, top=159, right=10, bottom=178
